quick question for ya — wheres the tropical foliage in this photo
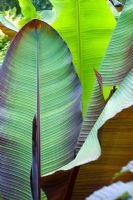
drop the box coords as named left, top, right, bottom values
left=0, top=0, right=133, bottom=199
left=0, top=19, right=82, bottom=199
left=0, top=32, right=9, bottom=64
left=50, top=0, right=116, bottom=115
left=0, top=0, right=52, bottom=13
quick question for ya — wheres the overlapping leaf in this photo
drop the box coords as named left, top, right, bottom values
left=0, top=19, right=82, bottom=199
left=38, top=9, right=57, bottom=25
left=40, top=0, right=133, bottom=176
left=76, top=72, right=105, bottom=154
left=0, top=15, right=18, bottom=40
left=100, top=0, right=133, bottom=85
left=46, top=68, right=133, bottom=174
left=75, top=0, right=133, bottom=152
left=107, top=0, right=121, bottom=20
left=50, top=0, right=116, bottom=115
left=18, top=0, right=40, bottom=28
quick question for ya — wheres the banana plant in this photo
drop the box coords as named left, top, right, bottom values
left=17, top=0, right=40, bottom=28
left=0, top=0, right=56, bottom=41
left=0, top=0, right=133, bottom=199
left=0, top=19, right=82, bottom=199
left=1, top=19, right=133, bottom=199
left=50, top=0, right=116, bottom=115
left=0, top=14, right=19, bottom=41
left=76, top=0, right=133, bottom=152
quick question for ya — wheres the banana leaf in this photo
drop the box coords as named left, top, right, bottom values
left=0, top=19, right=82, bottom=199
left=50, top=0, right=116, bottom=115
left=38, top=9, right=57, bottom=25
left=47, top=68, right=133, bottom=174
left=41, top=0, right=133, bottom=183
left=0, top=8, right=56, bottom=42
left=76, top=0, right=133, bottom=151
left=0, top=15, right=18, bottom=40
left=76, top=71, right=105, bottom=153
left=100, top=0, right=133, bottom=85
left=40, top=0, right=133, bottom=176
left=72, top=106, right=133, bottom=200
left=18, top=0, right=40, bottom=28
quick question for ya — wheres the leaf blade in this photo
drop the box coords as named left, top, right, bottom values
left=0, top=19, right=82, bottom=198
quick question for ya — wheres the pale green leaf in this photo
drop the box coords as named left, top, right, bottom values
left=0, top=19, right=82, bottom=199
left=100, top=0, right=133, bottom=85
left=38, top=9, right=57, bottom=25
left=46, top=69, right=133, bottom=175
left=0, top=15, right=18, bottom=32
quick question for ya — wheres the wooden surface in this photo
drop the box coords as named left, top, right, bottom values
left=72, top=106, right=133, bottom=200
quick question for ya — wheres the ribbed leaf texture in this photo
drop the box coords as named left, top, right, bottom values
left=0, top=19, right=82, bottom=199
left=76, top=71, right=105, bottom=154
left=50, top=0, right=116, bottom=115
left=75, top=0, right=133, bottom=153
left=45, top=67, right=133, bottom=175
left=100, top=0, right=133, bottom=85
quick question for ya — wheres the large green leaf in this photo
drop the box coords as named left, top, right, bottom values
left=100, top=0, right=133, bottom=85
left=75, top=0, right=133, bottom=151
left=0, top=19, right=82, bottom=199
left=76, top=71, right=105, bottom=154
left=50, top=0, right=116, bottom=115
left=46, top=68, right=133, bottom=175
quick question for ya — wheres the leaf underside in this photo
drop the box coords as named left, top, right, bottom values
left=0, top=19, right=82, bottom=199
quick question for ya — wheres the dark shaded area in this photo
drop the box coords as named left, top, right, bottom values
left=30, top=115, right=41, bottom=200
left=41, top=170, right=72, bottom=200
left=72, top=106, right=133, bottom=200
left=0, top=0, right=52, bottom=15
left=31, top=0, right=52, bottom=10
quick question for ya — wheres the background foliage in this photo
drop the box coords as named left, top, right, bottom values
left=0, top=0, right=52, bottom=14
